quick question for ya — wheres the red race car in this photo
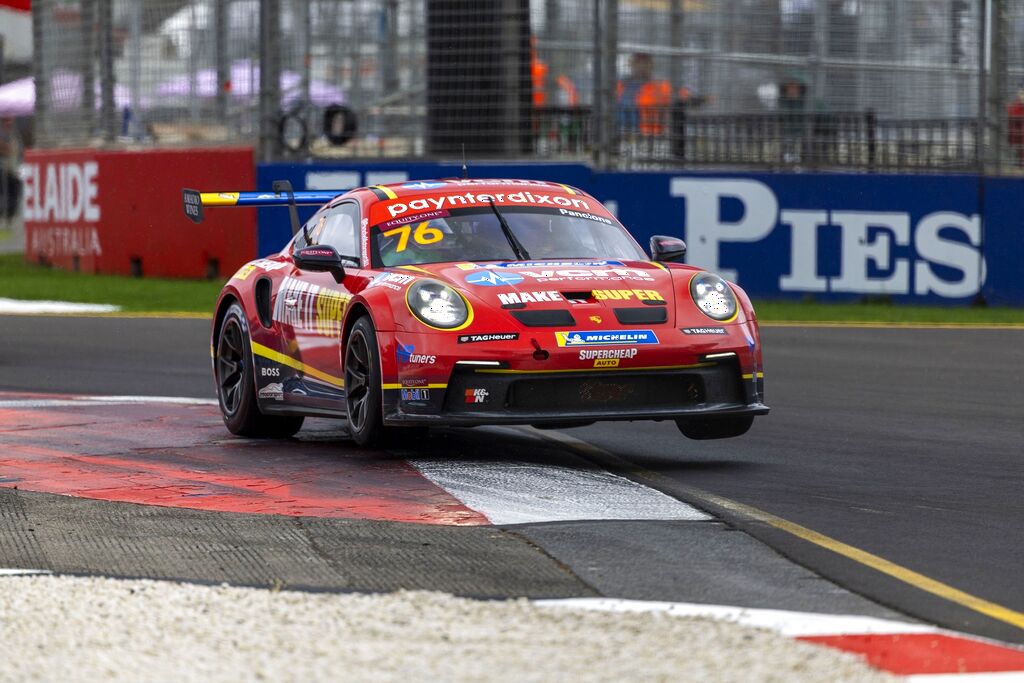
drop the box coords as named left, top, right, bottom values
left=184, top=178, right=768, bottom=446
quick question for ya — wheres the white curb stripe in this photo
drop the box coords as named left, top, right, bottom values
left=0, top=569, right=52, bottom=576
left=0, top=298, right=120, bottom=314
left=535, top=597, right=936, bottom=637
left=0, top=396, right=217, bottom=408
left=408, top=458, right=710, bottom=525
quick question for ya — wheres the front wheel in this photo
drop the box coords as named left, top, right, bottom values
left=675, top=415, right=754, bottom=440
left=215, top=302, right=304, bottom=438
left=344, top=316, right=385, bottom=446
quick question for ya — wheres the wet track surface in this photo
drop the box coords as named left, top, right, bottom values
left=2, top=315, right=1022, bottom=643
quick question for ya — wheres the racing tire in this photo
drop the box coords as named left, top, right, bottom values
left=344, top=316, right=385, bottom=447
left=675, top=415, right=754, bottom=440
left=215, top=303, right=304, bottom=438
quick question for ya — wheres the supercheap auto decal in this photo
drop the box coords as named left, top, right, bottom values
left=272, top=276, right=352, bottom=336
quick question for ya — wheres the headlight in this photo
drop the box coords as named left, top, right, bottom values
left=690, top=272, right=737, bottom=321
left=406, top=280, right=472, bottom=330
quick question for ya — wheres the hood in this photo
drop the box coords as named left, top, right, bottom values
left=407, top=259, right=678, bottom=311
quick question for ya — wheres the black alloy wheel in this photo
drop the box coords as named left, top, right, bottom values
left=215, top=302, right=303, bottom=438
left=344, top=316, right=384, bottom=446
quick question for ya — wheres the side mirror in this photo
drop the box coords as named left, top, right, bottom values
left=650, top=235, right=687, bottom=263
left=294, top=245, right=346, bottom=283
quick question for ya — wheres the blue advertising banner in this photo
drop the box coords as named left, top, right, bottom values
left=256, top=162, right=1024, bottom=305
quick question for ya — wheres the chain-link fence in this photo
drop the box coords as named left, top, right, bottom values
left=25, top=0, right=1024, bottom=173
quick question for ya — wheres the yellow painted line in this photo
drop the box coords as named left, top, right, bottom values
left=476, top=362, right=710, bottom=375
left=250, top=340, right=345, bottom=388
left=760, top=320, right=1024, bottom=330
left=382, top=383, right=448, bottom=390
left=0, top=310, right=212, bottom=319
left=528, top=428, right=1024, bottom=633
left=741, top=372, right=764, bottom=380
left=374, top=185, right=398, bottom=200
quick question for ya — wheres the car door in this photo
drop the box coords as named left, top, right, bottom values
left=279, top=201, right=363, bottom=410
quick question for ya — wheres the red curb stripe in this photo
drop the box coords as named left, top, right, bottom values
left=800, top=633, right=1024, bottom=675
left=0, top=397, right=488, bottom=525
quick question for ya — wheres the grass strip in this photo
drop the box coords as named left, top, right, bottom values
left=2, top=254, right=1022, bottom=323
left=0, top=254, right=225, bottom=313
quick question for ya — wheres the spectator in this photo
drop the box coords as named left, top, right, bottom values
left=0, top=117, right=23, bottom=232
left=1008, top=84, right=1024, bottom=166
left=618, top=53, right=671, bottom=138
left=778, top=72, right=808, bottom=163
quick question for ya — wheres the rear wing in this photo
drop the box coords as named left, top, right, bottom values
left=182, top=185, right=341, bottom=225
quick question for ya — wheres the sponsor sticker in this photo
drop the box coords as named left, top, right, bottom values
left=557, top=208, right=613, bottom=225
left=401, top=181, right=448, bottom=190
left=378, top=209, right=450, bottom=231
left=593, top=358, right=619, bottom=368
left=368, top=272, right=416, bottom=291
left=555, top=330, right=659, bottom=347
left=396, top=343, right=436, bottom=365
left=578, top=348, right=638, bottom=360
left=458, top=332, right=520, bottom=344
left=233, top=264, right=258, bottom=281
left=681, top=327, right=727, bottom=335
left=258, top=382, right=284, bottom=400
left=465, top=388, right=490, bottom=404
left=465, top=270, right=525, bottom=287
left=272, top=276, right=351, bottom=336
left=400, top=388, right=430, bottom=401
left=260, top=366, right=281, bottom=377
left=383, top=191, right=592, bottom=220
left=497, top=290, right=562, bottom=305
left=494, top=260, right=625, bottom=269
left=589, top=315, right=603, bottom=324
left=592, top=289, right=665, bottom=302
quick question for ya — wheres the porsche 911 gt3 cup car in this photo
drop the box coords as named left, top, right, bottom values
left=183, top=178, right=768, bottom=446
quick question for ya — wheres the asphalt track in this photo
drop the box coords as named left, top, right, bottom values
left=2, top=315, right=1022, bottom=645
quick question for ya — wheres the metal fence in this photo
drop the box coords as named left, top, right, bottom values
left=24, top=0, right=1024, bottom=173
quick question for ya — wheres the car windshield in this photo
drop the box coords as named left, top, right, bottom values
left=371, top=206, right=647, bottom=267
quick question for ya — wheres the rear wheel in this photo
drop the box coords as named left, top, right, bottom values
left=344, top=316, right=385, bottom=446
left=675, top=415, right=754, bottom=440
left=215, top=302, right=304, bottom=438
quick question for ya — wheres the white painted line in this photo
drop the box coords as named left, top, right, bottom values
left=408, top=458, right=710, bottom=525
left=0, top=396, right=217, bottom=408
left=0, top=298, right=120, bottom=314
left=535, top=597, right=936, bottom=638
left=0, top=569, right=52, bottom=576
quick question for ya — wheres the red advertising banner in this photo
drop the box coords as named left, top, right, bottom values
left=23, top=147, right=256, bottom=278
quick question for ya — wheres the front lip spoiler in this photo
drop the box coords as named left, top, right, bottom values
left=383, top=402, right=769, bottom=427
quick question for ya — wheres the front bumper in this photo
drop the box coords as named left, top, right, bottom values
left=383, top=360, right=768, bottom=426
